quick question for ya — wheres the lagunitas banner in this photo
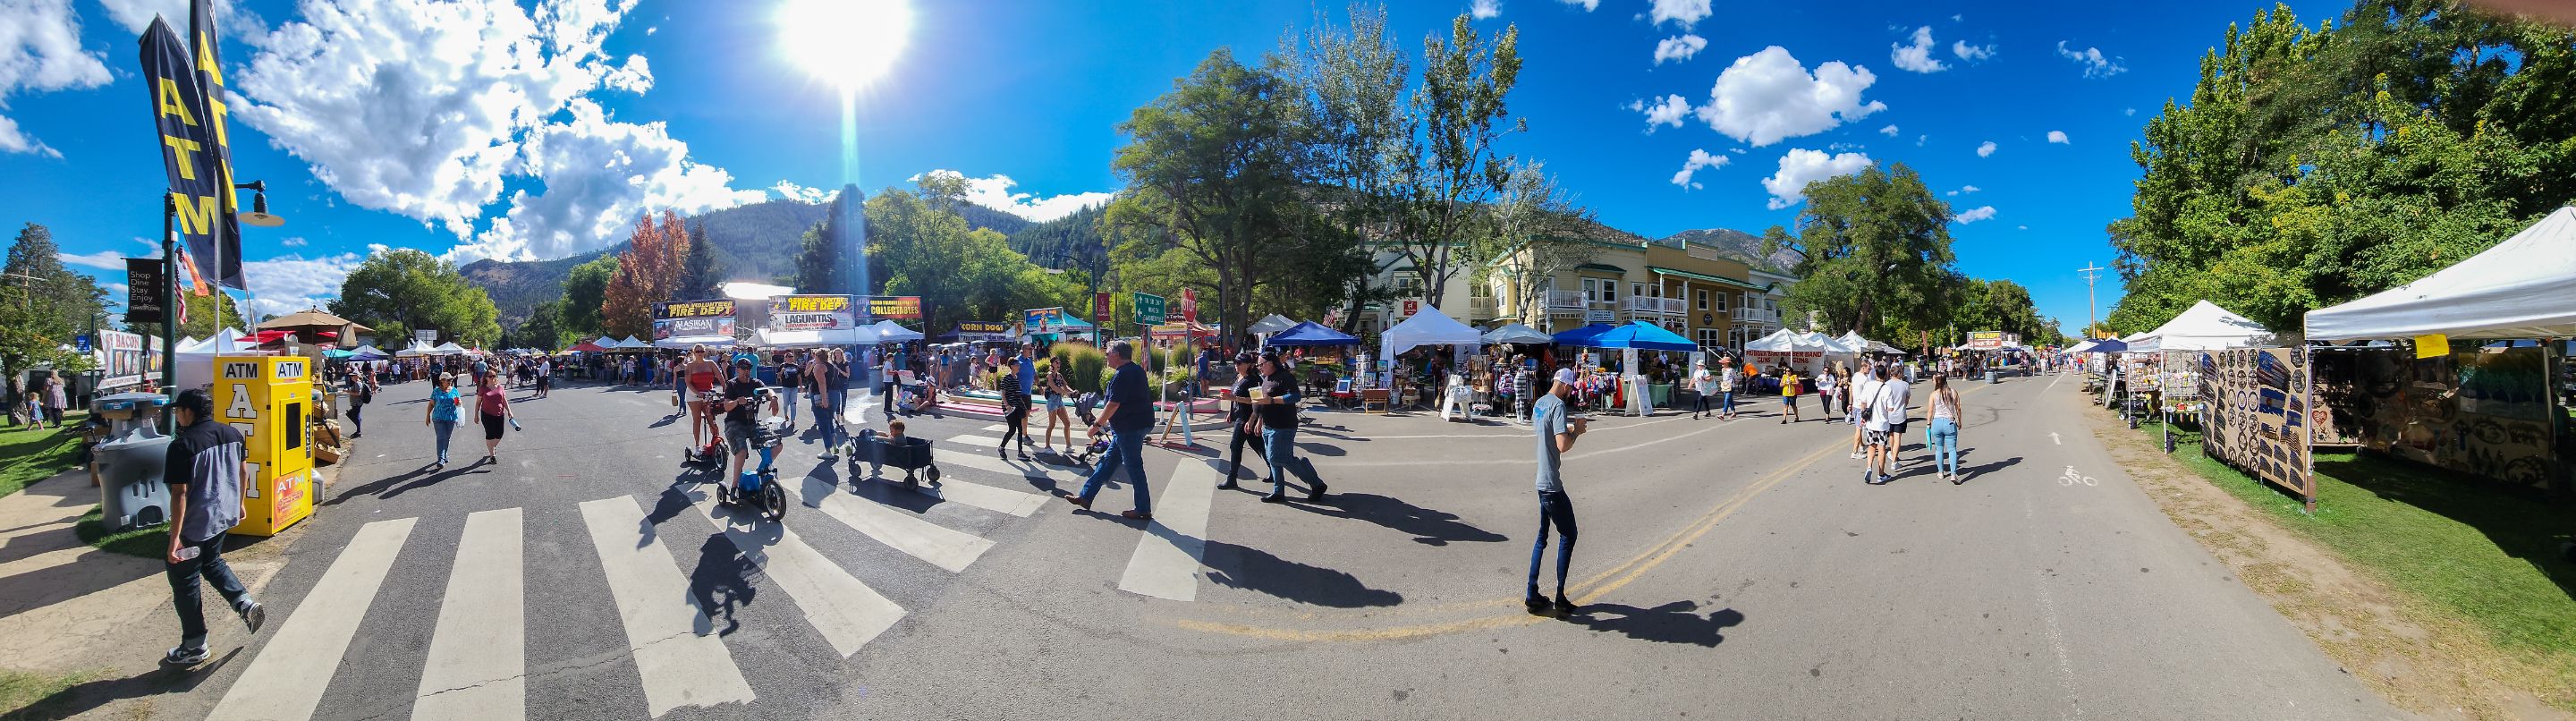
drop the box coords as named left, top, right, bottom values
left=769, top=294, right=856, bottom=330
left=654, top=299, right=736, bottom=319
left=865, top=295, right=921, bottom=319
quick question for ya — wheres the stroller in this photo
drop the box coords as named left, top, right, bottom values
left=1067, top=393, right=1111, bottom=467
left=856, top=428, right=941, bottom=485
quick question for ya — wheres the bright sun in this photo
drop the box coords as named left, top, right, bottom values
left=777, top=0, right=913, bottom=90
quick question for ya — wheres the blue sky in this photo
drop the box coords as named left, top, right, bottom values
left=0, top=0, right=2346, bottom=333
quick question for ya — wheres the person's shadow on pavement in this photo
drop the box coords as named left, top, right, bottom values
left=1563, top=601, right=1744, bottom=647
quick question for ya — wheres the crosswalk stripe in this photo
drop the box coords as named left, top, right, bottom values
left=208, top=518, right=418, bottom=721
left=1117, top=460, right=1223, bottom=602
left=577, top=496, right=755, bottom=717
left=788, top=483, right=994, bottom=573
left=860, top=450, right=1052, bottom=517
left=687, top=491, right=906, bottom=657
left=414, top=508, right=525, bottom=721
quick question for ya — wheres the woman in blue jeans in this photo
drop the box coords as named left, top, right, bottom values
left=422, top=372, right=462, bottom=471
left=1926, top=373, right=1962, bottom=483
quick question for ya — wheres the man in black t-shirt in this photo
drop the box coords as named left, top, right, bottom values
left=719, top=358, right=773, bottom=492
left=1219, top=352, right=1266, bottom=489
left=1064, top=342, right=1157, bottom=520
left=1250, top=352, right=1326, bottom=502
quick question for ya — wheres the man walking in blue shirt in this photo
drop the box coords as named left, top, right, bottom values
left=1063, top=342, right=1157, bottom=520
left=1527, top=368, right=1589, bottom=615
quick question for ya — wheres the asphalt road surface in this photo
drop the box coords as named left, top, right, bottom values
left=151, top=370, right=2401, bottom=720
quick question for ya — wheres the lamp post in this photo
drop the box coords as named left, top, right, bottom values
left=157, top=182, right=283, bottom=432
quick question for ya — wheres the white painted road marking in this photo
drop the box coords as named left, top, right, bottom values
left=577, top=496, right=755, bottom=717
left=415, top=508, right=526, bottom=721
left=2050, top=431, right=2062, bottom=445
left=690, top=493, right=907, bottom=657
left=208, top=518, right=418, bottom=721
left=1117, top=460, right=1222, bottom=601
left=789, top=482, right=995, bottom=573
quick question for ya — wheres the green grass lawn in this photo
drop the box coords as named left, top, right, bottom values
left=2136, top=418, right=2576, bottom=708
left=0, top=667, right=95, bottom=721
left=70, top=506, right=166, bottom=560
left=0, top=414, right=87, bottom=499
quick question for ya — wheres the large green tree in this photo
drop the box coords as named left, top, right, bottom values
left=1763, top=163, right=1959, bottom=339
left=792, top=190, right=864, bottom=295
left=1108, top=48, right=1318, bottom=339
left=1, top=224, right=106, bottom=378
left=329, top=249, right=503, bottom=347
left=560, top=254, right=617, bottom=338
left=1392, top=14, right=1521, bottom=310
left=676, top=220, right=724, bottom=301
left=872, top=177, right=1085, bottom=332
left=2106, top=1, right=2576, bottom=334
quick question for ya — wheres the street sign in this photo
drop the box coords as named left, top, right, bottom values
left=1585, top=310, right=1615, bottom=322
left=75, top=335, right=90, bottom=353
left=1133, top=293, right=1165, bottom=326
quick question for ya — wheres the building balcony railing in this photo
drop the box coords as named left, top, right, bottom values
left=1545, top=290, right=1587, bottom=310
left=1468, top=296, right=1496, bottom=318
left=1733, top=307, right=1778, bottom=323
left=1622, top=296, right=1686, bottom=314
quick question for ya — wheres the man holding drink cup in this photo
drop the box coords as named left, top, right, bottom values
left=1527, top=368, right=1589, bottom=615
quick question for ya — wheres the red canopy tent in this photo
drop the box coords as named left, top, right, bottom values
left=568, top=339, right=609, bottom=352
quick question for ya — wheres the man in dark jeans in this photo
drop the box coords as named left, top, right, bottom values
left=1250, top=352, right=1327, bottom=503
left=1218, top=352, right=1266, bottom=489
left=160, top=388, right=266, bottom=666
left=1527, top=369, right=1588, bottom=615
left=1063, top=342, right=1156, bottom=520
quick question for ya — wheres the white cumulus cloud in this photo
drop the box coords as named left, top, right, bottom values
left=0, top=0, right=114, bottom=157
left=1955, top=206, right=1997, bottom=224
left=2046, top=130, right=2069, bottom=144
left=1693, top=47, right=1885, bottom=148
left=1653, top=34, right=1706, bottom=65
left=1648, top=0, right=1711, bottom=29
left=242, top=252, right=364, bottom=319
left=56, top=250, right=128, bottom=270
left=1559, top=0, right=1598, bottom=9
left=231, top=0, right=758, bottom=264
left=2055, top=41, right=2126, bottom=79
left=915, top=170, right=1113, bottom=223
left=1891, top=27, right=1945, bottom=73
left=1761, top=148, right=1871, bottom=210
left=1951, top=39, right=1995, bottom=62
left=1637, top=94, right=1690, bottom=131
left=1669, top=148, right=1727, bottom=190
left=772, top=181, right=837, bottom=204
left=1470, top=0, right=1501, bottom=20
left=1976, top=140, right=1997, bottom=157
left=1878, top=124, right=1898, bottom=137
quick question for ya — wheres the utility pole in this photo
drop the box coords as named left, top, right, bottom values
left=2077, top=262, right=2105, bottom=339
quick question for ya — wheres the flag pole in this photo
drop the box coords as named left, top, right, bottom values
left=159, top=193, right=179, bottom=434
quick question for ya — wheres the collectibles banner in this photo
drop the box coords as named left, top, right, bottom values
left=124, top=258, right=165, bottom=323
left=653, top=316, right=734, bottom=341
left=140, top=17, right=238, bottom=293
left=654, top=299, right=735, bottom=319
left=769, top=294, right=856, bottom=331
left=2198, top=348, right=2316, bottom=500
left=865, top=295, right=921, bottom=319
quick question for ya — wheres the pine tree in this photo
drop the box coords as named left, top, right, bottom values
left=678, top=220, right=724, bottom=301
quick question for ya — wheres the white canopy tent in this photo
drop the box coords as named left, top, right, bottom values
left=1246, top=314, right=1299, bottom=336
left=2307, top=206, right=2576, bottom=340
left=430, top=342, right=470, bottom=356
left=614, top=335, right=651, bottom=350
left=869, top=320, right=925, bottom=343
left=654, top=335, right=736, bottom=350
left=754, top=327, right=878, bottom=347
left=1743, top=329, right=1857, bottom=376
left=1379, top=305, right=1482, bottom=366
left=174, top=328, right=259, bottom=392
left=1835, top=331, right=1904, bottom=354
left=2128, top=300, right=2270, bottom=352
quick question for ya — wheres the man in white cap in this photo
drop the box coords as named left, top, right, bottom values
left=1526, top=367, right=1589, bottom=615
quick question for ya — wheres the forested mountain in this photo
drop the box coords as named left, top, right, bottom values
left=1657, top=228, right=1797, bottom=273
left=1005, top=204, right=1108, bottom=271
left=463, top=199, right=1032, bottom=326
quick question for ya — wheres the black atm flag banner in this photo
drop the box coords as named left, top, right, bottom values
left=138, top=17, right=227, bottom=294
left=188, top=0, right=244, bottom=291
left=124, top=258, right=165, bottom=324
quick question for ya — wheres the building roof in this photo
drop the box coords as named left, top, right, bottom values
left=1575, top=262, right=1627, bottom=274
left=1646, top=266, right=1765, bottom=290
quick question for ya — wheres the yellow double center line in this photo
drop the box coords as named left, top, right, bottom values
left=1175, top=377, right=2007, bottom=642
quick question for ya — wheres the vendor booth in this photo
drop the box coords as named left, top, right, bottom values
left=2301, top=206, right=2576, bottom=496
left=1380, top=307, right=1483, bottom=419
left=1554, top=321, right=1698, bottom=416
left=869, top=320, right=926, bottom=344
left=1742, top=329, right=1855, bottom=377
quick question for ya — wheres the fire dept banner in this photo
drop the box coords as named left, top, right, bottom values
left=653, top=299, right=735, bottom=319
left=769, top=294, right=856, bottom=331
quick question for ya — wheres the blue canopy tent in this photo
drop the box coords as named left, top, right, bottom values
left=1589, top=321, right=1698, bottom=352
left=1265, top=321, right=1360, bottom=346
left=1550, top=323, right=1615, bottom=347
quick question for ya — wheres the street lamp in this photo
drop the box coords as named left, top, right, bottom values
left=238, top=181, right=285, bottom=228
left=155, top=180, right=285, bottom=432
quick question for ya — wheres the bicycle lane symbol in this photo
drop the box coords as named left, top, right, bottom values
left=2058, top=466, right=2097, bottom=487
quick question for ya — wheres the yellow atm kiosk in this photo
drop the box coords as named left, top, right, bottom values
left=214, top=354, right=316, bottom=536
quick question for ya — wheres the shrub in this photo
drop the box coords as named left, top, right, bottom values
left=1049, top=342, right=1108, bottom=394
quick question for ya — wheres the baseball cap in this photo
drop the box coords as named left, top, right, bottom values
left=1553, top=369, right=1579, bottom=386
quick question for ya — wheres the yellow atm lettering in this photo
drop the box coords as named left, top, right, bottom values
left=172, top=193, right=223, bottom=235
left=155, top=78, right=198, bottom=125
left=161, top=135, right=201, bottom=180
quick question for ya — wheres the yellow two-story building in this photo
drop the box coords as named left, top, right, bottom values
left=1484, top=232, right=1794, bottom=356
